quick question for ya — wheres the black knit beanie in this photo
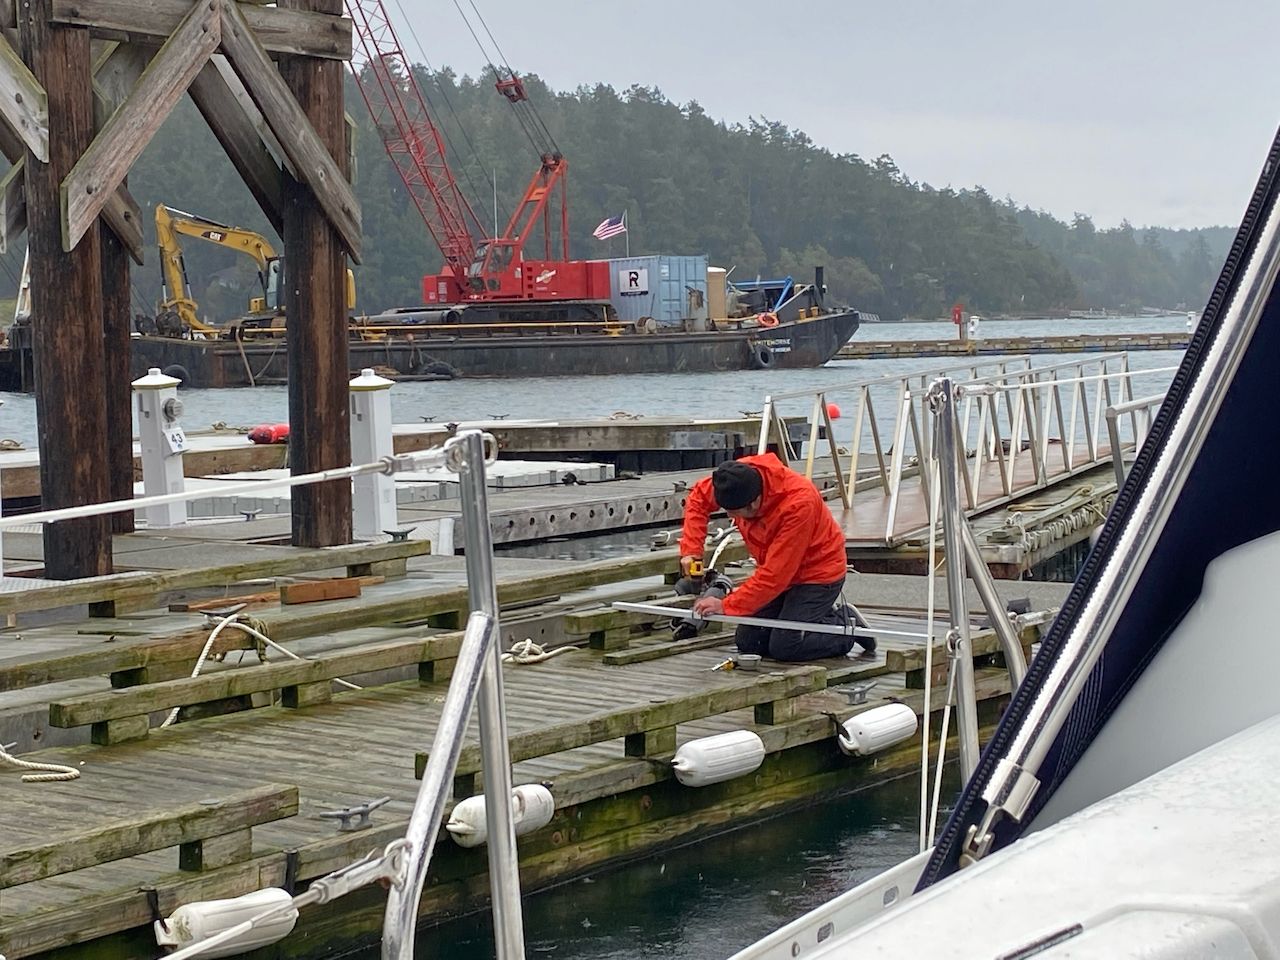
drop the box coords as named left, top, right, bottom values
left=712, top=461, right=763, bottom=510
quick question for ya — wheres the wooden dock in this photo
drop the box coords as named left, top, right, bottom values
left=837, top=331, right=1188, bottom=360
left=0, top=538, right=1066, bottom=959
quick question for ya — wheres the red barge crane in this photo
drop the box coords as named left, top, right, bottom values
left=345, top=1, right=611, bottom=322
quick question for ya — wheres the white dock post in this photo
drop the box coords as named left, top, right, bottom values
left=132, top=368, right=188, bottom=528
left=349, top=367, right=397, bottom=538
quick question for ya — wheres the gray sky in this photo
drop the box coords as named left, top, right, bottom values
left=394, top=0, right=1280, bottom=230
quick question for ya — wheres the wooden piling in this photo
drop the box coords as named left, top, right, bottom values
left=19, top=0, right=113, bottom=581
left=279, top=0, right=353, bottom=548
left=100, top=216, right=135, bottom=535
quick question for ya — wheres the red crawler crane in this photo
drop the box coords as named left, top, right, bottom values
left=345, top=2, right=609, bottom=316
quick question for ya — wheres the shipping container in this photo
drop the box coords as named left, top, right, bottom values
left=603, top=255, right=709, bottom=327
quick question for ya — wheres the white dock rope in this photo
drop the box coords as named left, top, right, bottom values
left=161, top=612, right=362, bottom=729
left=0, top=742, right=79, bottom=783
left=500, top=639, right=581, bottom=665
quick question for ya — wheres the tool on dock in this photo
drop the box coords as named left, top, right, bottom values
left=710, top=658, right=736, bottom=672
left=318, top=796, right=392, bottom=832
left=671, top=565, right=733, bottom=641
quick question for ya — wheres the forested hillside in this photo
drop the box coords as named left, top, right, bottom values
left=0, top=67, right=1236, bottom=323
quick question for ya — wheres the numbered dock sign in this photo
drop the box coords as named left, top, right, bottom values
left=618, top=268, right=649, bottom=297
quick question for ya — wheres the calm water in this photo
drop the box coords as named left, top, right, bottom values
left=348, top=770, right=957, bottom=960
left=0, top=316, right=1187, bottom=448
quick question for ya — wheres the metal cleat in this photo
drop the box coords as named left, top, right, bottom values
left=318, top=796, right=392, bottom=832
left=843, top=680, right=879, bottom=705
left=240, top=507, right=263, bottom=522
left=382, top=527, right=417, bottom=543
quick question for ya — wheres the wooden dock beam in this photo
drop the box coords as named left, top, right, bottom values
left=278, top=0, right=353, bottom=547
left=19, top=0, right=113, bottom=582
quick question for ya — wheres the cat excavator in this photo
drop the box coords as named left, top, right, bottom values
left=141, top=203, right=354, bottom=338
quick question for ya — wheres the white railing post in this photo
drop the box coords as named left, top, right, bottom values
left=350, top=368, right=398, bottom=539
left=133, top=368, right=188, bottom=529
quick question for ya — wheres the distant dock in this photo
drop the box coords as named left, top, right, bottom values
left=838, top=331, right=1188, bottom=360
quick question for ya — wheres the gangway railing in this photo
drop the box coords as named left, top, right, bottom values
left=1104, top=393, right=1167, bottom=486
left=757, top=353, right=1176, bottom=545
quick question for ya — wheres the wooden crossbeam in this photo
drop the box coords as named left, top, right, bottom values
left=189, top=56, right=282, bottom=233
left=47, top=0, right=353, bottom=60
left=217, top=0, right=360, bottom=261
left=61, top=0, right=220, bottom=251
left=0, top=40, right=146, bottom=259
left=0, top=31, right=47, bottom=160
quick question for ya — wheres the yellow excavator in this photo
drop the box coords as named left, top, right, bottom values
left=141, top=203, right=355, bottom=338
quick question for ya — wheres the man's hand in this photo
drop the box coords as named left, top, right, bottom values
left=692, top=595, right=724, bottom=619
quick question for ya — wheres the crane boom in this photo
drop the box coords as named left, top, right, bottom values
left=346, top=0, right=483, bottom=279
left=345, top=1, right=606, bottom=313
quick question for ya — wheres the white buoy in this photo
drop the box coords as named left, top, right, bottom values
left=446, top=783, right=556, bottom=848
left=672, top=730, right=766, bottom=787
left=153, top=888, right=297, bottom=958
left=838, top=704, right=919, bottom=757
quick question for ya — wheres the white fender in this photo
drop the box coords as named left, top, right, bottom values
left=153, top=887, right=296, bottom=958
left=838, top=703, right=919, bottom=756
left=672, top=730, right=765, bottom=787
left=446, top=783, right=556, bottom=848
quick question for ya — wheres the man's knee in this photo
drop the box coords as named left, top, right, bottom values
left=766, top=629, right=812, bottom=662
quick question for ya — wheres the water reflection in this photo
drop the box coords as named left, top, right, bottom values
left=383, top=770, right=957, bottom=960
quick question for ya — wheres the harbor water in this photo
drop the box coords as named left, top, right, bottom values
left=350, top=770, right=958, bottom=960
left=0, top=316, right=1186, bottom=449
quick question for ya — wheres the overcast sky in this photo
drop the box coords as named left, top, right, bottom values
left=389, top=0, right=1280, bottom=230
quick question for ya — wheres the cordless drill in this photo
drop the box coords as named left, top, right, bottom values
left=671, top=561, right=733, bottom=641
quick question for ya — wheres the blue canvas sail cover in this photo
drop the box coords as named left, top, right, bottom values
left=919, top=124, right=1280, bottom=888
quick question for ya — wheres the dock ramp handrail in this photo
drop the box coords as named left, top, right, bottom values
left=756, top=353, right=1177, bottom=545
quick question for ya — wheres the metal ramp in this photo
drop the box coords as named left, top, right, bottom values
left=755, top=354, right=1174, bottom=548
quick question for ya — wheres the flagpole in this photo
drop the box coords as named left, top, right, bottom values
left=624, top=210, right=629, bottom=257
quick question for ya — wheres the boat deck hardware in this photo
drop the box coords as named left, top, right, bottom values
left=382, top=527, right=417, bottom=543
left=318, top=796, right=392, bottom=832
left=240, top=508, right=263, bottom=522
left=844, top=680, right=879, bottom=705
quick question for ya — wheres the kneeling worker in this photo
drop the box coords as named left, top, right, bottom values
left=678, top=455, right=875, bottom=662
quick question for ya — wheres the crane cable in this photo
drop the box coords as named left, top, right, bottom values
left=389, top=0, right=512, bottom=234
left=462, top=0, right=561, bottom=157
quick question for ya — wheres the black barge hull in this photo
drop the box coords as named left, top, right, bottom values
left=121, top=310, right=860, bottom=388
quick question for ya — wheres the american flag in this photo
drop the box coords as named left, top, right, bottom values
left=592, top=213, right=627, bottom=240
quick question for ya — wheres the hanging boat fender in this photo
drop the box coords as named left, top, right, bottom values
left=757, top=312, right=779, bottom=328
left=247, top=423, right=290, bottom=444
left=153, top=887, right=297, bottom=958
left=837, top=703, right=919, bottom=757
left=672, top=730, right=765, bottom=787
left=446, top=783, right=556, bottom=848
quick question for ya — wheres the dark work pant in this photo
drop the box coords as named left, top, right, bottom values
left=734, top=579, right=852, bottom=662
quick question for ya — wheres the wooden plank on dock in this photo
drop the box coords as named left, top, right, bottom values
left=0, top=783, right=297, bottom=887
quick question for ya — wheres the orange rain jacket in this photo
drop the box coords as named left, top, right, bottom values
left=678, top=453, right=849, bottom=616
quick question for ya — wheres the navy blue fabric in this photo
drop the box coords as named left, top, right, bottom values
left=919, top=125, right=1280, bottom=888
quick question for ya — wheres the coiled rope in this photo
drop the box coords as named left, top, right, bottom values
left=500, top=639, right=581, bottom=665
left=0, top=742, right=79, bottom=783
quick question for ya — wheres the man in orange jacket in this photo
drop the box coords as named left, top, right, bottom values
left=678, top=454, right=875, bottom=661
